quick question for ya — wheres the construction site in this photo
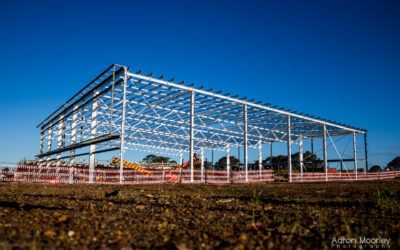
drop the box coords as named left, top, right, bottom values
left=1, top=64, right=399, bottom=249
left=1, top=63, right=398, bottom=184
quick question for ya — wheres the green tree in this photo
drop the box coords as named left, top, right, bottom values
left=264, top=151, right=321, bottom=172
left=142, top=154, right=172, bottom=163
left=369, top=165, right=382, bottom=172
left=388, top=156, right=400, bottom=170
left=215, top=156, right=240, bottom=170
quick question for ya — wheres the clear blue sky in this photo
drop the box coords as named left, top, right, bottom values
left=0, top=0, right=399, bottom=167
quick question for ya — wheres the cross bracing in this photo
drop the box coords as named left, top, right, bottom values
left=37, top=64, right=367, bottom=183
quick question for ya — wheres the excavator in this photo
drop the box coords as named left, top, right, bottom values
left=112, top=154, right=201, bottom=181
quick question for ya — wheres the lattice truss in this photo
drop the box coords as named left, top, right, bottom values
left=37, top=64, right=366, bottom=160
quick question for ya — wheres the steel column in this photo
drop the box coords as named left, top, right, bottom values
left=258, top=140, right=262, bottom=180
left=243, top=104, right=248, bottom=182
left=287, top=115, right=292, bottom=182
left=46, top=124, right=53, bottom=166
left=40, top=130, right=44, bottom=155
left=89, top=92, right=98, bottom=184
left=201, top=148, right=204, bottom=182
left=179, top=150, right=183, bottom=183
left=353, top=131, right=358, bottom=180
left=69, top=105, right=78, bottom=184
left=119, top=67, right=128, bottom=184
left=56, top=115, right=65, bottom=175
left=189, top=91, right=195, bottom=183
left=323, top=124, right=328, bottom=182
left=226, top=144, right=230, bottom=183
left=70, top=107, right=78, bottom=162
left=299, top=137, right=303, bottom=181
left=364, top=133, right=368, bottom=172
left=109, top=65, right=116, bottom=134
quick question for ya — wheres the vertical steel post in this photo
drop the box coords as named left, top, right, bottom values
left=46, top=124, right=53, bottom=167
left=119, top=67, right=128, bottom=184
left=89, top=92, right=98, bottom=184
left=299, top=137, right=304, bottom=182
left=201, top=148, right=204, bottom=183
left=56, top=115, right=65, bottom=176
left=243, top=104, right=248, bottom=182
left=238, top=145, right=240, bottom=164
left=226, top=144, right=230, bottom=183
left=40, top=130, right=44, bottom=155
left=69, top=105, right=78, bottom=184
left=179, top=150, right=183, bottom=184
left=323, top=124, right=328, bottom=182
left=287, top=115, right=292, bottom=182
left=353, top=131, right=358, bottom=180
left=109, top=65, right=116, bottom=134
left=70, top=106, right=78, bottom=162
left=258, top=139, right=262, bottom=180
left=189, top=91, right=195, bottom=183
left=364, top=133, right=368, bottom=172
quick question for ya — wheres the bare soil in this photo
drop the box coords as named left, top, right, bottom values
left=0, top=180, right=399, bottom=249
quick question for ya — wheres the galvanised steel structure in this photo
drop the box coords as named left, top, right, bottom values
left=36, top=64, right=368, bottom=183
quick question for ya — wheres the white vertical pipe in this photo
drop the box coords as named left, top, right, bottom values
left=189, top=91, right=195, bottom=183
left=201, top=148, right=204, bottom=183
left=69, top=105, right=78, bottom=184
left=243, top=104, right=248, bottom=182
left=40, top=130, right=44, bottom=155
left=299, top=137, right=303, bottom=182
left=353, top=131, right=358, bottom=180
left=38, top=130, right=45, bottom=168
left=46, top=124, right=53, bottom=167
left=179, top=150, right=183, bottom=183
left=119, top=67, right=128, bottom=184
left=258, top=139, right=262, bottom=180
left=226, top=144, right=230, bottom=183
left=287, top=115, right=292, bottom=183
left=56, top=115, right=65, bottom=175
left=89, top=92, right=98, bottom=184
left=323, top=124, right=328, bottom=182
left=70, top=106, right=78, bottom=162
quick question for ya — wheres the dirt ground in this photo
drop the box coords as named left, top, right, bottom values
left=0, top=180, right=399, bottom=249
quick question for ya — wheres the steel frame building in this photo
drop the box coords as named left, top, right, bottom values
left=37, top=64, right=368, bottom=183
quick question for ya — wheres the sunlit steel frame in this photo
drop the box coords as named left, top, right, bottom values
left=37, top=64, right=367, bottom=183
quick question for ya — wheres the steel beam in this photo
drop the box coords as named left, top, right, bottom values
left=127, top=72, right=365, bottom=134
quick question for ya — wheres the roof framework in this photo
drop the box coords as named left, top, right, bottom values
left=37, top=64, right=367, bottom=183
left=37, top=64, right=365, bottom=153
